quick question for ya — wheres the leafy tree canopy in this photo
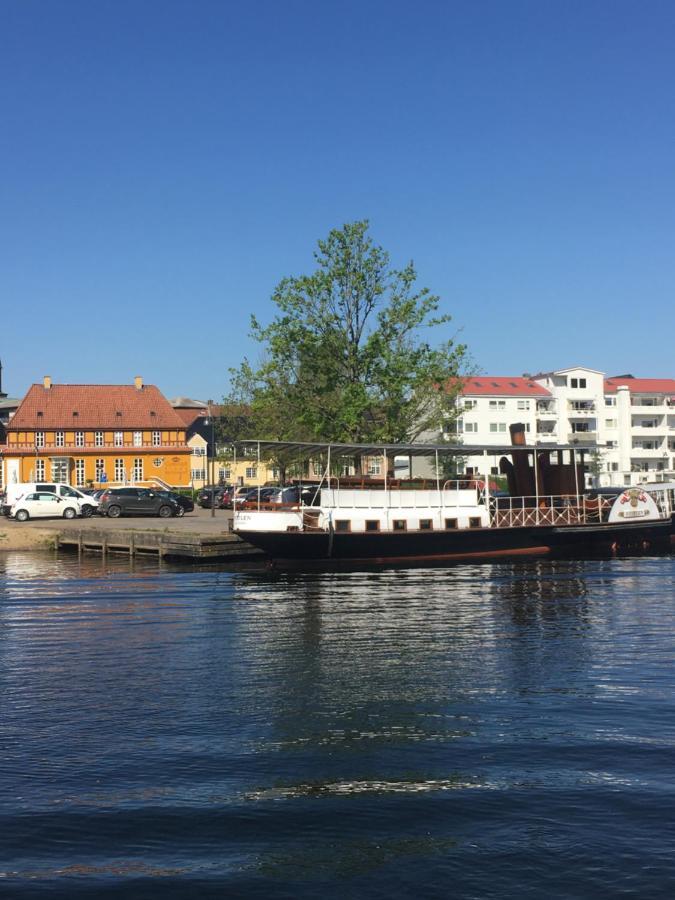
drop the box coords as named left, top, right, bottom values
left=227, top=220, right=472, bottom=448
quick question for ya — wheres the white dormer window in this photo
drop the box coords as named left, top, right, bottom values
left=55, top=431, right=65, bottom=447
left=133, top=431, right=142, bottom=447
left=35, top=431, right=45, bottom=448
left=75, top=431, right=84, bottom=447
left=152, top=431, right=161, bottom=446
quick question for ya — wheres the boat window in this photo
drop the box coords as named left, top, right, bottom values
left=335, top=520, right=351, bottom=532
left=286, top=526, right=299, bottom=532
left=469, top=517, right=482, bottom=528
left=419, top=519, right=433, bottom=530
left=365, top=520, right=380, bottom=532
left=393, top=519, right=407, bottom=531
left=444, top=518, right=458, bottom=529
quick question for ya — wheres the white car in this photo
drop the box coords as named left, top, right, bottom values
left=10, top=491, right=81, bottom=522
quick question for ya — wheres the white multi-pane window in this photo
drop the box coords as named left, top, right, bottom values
left=152, top=431, right=161, bottom=446
left=463, top=399, right=477, bottom=410
left=517, top=400, right=530, bottom=410
left=114, top=458, right=125, bottom=482
left=35, top=459, right=46, bottom=480
left=95, top=459, right=105, bottom=480
left=489, top=423, right=507, bottom=433
left=191, top=468, right=206, bottom=480
left=489, top=400, right=506, bottom=409
left=75, top=459, right=85, bottom=486
left=133, top=431, right=142, bottom=447
left=218, top=468, right=231, bottom=481
left=55, top=431, right=65, bottom=447
left=193, top=446, right=205, bottom=456
left=367, top=459, right=381, bottom=476
left=75, top=431, right=85, bottom=447
left=605, top=397, right=616, bottom=406
left=464, top=422, right=478, bottom=433
left=114, top=431, right=123, bottom=447
left=245, top=467, right=257, bottom=479
left=95, top=431, right=104, bottom=447
left=133, top=458, right=144, bottom=482
left=35, top=431, right=45, bottom=448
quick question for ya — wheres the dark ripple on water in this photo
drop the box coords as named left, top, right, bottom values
left=1, top=551, right=675, bottom=898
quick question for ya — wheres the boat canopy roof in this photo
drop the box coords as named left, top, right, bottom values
left=231, top=439, right=597, bottom=458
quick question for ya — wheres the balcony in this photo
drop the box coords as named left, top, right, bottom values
left=536, top=402, right=557, bottom=417
left=567, top=430, right=597, bottom=444
left=567, top=404, right=596, bottom=417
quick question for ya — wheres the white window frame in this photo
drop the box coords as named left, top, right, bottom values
left=35, top=459, right=46, bottom=480
left=133, top=458, right=144, bottom=482
left=35, top=431, right=45, bottom=448
left=55, top=431, right=65, bottom=447
left=133, top=431, right=143, bottom=447
left=75, top=431, right=84, bottom=447
left=152, top=431, right=161, bottom=446
left=95, top=459, right=105, bottom=480
left=95, top=431, right=104, bottom=447
left=75, top=459, right=85, bottom=486
left=245, top=466, right=257, bottom=479
left=114, top=458, right=125, bottom=482
left=114, top=431, right=124, bottom=447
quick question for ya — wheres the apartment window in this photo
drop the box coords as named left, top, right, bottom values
left=133, top=458, right=144, bottom=482
left=367, top=460, right=381, bottom=476
left=35, top=459, right=46, bottom=480
left=75, top=459, right=85, bottom=486
left=606, top=440, right=617, bottom=449
left=95, top=431, right=104, bottom=447
left=219, top=468, right=231, bottom=481
left=133, top=431, right=142, bottom=447
left=365, top=520, right=380, bottom=532
left=95, top=459, right=105, bottom=481
left=114, top=431, right=123, bottom=447
left=464, top=422, right=478, bottom=433
left=152, top=431, right=161, bottom=446
left=341, top=463, right=355, bottom=476
left=114, top=458, right=125, bottom=482
left=489, top=400, right=506, bottom=409
left=75, top=431, right=84, bottom=447
left=605, top=419, right=617, bottom=428
left=55, top=431, right=65, bottom=447
left=570, top=377, right=587, bottom=389
left=193, top=446, right=206, bottom=456
left=191, top=468, right=206, bottom=480
left=35, top=431, right=45, bottom=448
left=463, top=399, right=477, bottom=410
left=517, top=400, right=530, bottom=410
left=611, top=463, right=619, bottom=472
left=489, top=423, right=507, bottom=433
left=245, top=467, right=257, bottom=479
left=605, top=397, right=616, bottom=406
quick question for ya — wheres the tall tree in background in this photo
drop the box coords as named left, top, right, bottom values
left=228, top=220, right=472, bottom=446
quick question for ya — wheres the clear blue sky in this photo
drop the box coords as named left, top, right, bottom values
left=2, top=0, right=674, bottom=401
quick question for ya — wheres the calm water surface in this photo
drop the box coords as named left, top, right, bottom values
left=1, top=551, right=674, bottom=898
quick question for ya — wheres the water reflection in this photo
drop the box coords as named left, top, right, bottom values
left=1, top=552, right=675, bottom=897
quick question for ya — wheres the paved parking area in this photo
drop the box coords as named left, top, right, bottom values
left=3, top=505, right=234, bottom=535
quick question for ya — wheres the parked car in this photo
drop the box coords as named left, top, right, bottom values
left=98, top=487, right=180, bottom=518
left=1, top=482, right=99, bottom=518
left=10, top=491, right=81, bottom=522
left=155, top=490, right=194, bottom=517
left=197, top=485, right=233, bottom=509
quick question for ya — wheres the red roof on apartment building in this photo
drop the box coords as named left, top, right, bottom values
left=458, top=377, right=551, bottom=397
left=9, top=380, right=186, bottom=430
left=604, top=377, right=675, bottom=395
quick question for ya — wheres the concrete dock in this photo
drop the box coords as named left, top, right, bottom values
left=0, top=507, right=265, bottom=561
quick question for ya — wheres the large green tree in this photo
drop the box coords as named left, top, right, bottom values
left=228, top=220, right=471, bottom=447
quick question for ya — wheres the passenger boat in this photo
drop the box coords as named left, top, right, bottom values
left=233, top=429, right=673, bottom=568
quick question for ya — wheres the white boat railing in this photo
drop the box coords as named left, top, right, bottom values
left=489, top=494, right=616, bottom=528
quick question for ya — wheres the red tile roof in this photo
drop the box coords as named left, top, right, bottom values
left=458, top=377, right=551, bottom=397
left=604, top=377, right=675, bottom=395
left=9, top=383, right=186, bottom=430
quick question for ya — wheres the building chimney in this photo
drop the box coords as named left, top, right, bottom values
left=134, top=375, right=143, bottom=390
left=43, top=375, right=52, bottom=390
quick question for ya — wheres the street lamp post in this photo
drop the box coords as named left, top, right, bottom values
left=206, top=405, right=216, bottom=518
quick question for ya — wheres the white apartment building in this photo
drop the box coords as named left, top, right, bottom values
left=445, top=367, right=675, bottom=488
